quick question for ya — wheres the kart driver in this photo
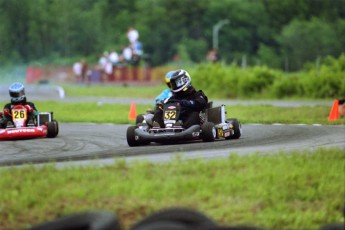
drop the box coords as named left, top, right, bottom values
left=0, top=82, right=38, bottom=128
left=152, top=69, right=208, bottom=128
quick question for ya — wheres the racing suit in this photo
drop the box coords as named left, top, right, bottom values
left=0, top=101, right=38, bottom=128
left=155, top=88, right=173, bottom=106
left=152, top=86, right=208, bottom=128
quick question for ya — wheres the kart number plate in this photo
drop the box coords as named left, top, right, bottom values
left=12, top=109, right=27, bottom=120
left=164, top=110, right=176, bottom=120
left=217, top=127, right=224, bottom=137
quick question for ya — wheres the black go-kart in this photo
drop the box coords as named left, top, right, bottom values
left=126, top=100, right=242, bottom=147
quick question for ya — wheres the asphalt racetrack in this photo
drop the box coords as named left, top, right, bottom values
left=1, top=123, right=344, bottom=167
left=0, top=84, right=344, bottom=167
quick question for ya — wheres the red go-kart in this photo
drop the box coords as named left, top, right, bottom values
left=0, top=105, right=59, bottom=140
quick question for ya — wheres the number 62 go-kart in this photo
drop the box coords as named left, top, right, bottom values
left=0, top=105, right=59, bottom=140
left=126, top=101, right=242, bottom=146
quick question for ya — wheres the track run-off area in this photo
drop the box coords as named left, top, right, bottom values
left=0, top=85, right=344, bottom=167
left=1, top=123, right=344, bottom=167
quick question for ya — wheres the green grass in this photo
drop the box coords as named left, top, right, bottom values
left=31, top=101, right=345, bottom=125
left=1, top=85, right=344, bottom=229
left=0, top=148, right=344, bottom=230
left=2, top=85, right=343, bottom=125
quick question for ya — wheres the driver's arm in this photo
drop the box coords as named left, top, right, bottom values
left=190, top=90, right=208, bottom=110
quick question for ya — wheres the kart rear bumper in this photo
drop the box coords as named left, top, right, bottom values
left=135, top=125, right=201, bottom=143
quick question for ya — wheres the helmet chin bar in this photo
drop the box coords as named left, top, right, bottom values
left=11, top=96, right=26, bottom=104
left=172, top=82, right=189, bottom=93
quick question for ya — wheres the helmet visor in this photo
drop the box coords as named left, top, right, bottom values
left=172, top=76, right=188, bottom=90
left=10, top=90, right=25, bottom=99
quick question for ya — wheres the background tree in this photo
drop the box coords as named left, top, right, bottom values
left=0, top=0, right=344, bottom=70
left=278, top=18, right=341, bottom=71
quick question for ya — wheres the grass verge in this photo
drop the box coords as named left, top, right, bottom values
left=32, top=101, right=345, bottom=125
left=0, top=148, right=344, bottom=230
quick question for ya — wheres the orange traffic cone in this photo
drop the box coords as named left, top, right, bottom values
left=328, top=99, right=339, bottom=121
left=128, top=102, right=137, bottom=121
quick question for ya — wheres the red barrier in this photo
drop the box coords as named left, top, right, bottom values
left=26, top=67, right=44, bottom=84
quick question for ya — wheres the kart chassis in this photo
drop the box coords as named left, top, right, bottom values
left=127, top=103, right=241, bottom=146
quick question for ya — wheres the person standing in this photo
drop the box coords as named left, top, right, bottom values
left=80, top=59, right=88, bottom=83
left=73, top=60, right=82, bottom=82
left=109, top=50, right=119, bottom=81
left=127, top=27, right=139, bottom=44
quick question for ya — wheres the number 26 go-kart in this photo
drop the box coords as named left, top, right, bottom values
left=0, top=105, right=59, bottom=140
left=126, top=100, right=242, bottom=147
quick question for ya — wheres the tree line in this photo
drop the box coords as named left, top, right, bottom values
left=0, top=0, right=344, bottom=71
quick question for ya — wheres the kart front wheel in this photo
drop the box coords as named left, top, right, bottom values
left=136, top=114, right=144, bottom=125
left=201, top=122, right=216, bottom=142
left=47, top=120, right=59, bottom=138
left=127, top=126, right=140, bottom=147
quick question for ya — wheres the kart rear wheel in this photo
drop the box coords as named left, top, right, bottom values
left=226, top=118, right=241, bottom=139
left=47, top=120, right=59, bottom=138
left=127, top=125, right=141, bottom=147
left=201, top=122, right=216, bottom=142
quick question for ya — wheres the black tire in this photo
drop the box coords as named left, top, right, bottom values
left=127, top=125, right=140, bottom=147
left=47, top=120, right=59, bottom=138
left=226, top=118, right=241, bottom=139
left=27, top=211, right=121, bottom=230
left=136, top=114, right=144, bottom=125
left=131, top=221, right=189, bottom=230
left=131, top=207, right=217, bottom=230
left=201, top=122, right=216, bottom=142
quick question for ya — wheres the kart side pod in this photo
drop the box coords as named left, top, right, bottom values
left=37, top=112, right=54, bottom=125
left=206, top=105, right=226, bottom=124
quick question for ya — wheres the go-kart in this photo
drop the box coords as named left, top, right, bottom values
left=126, top=100, right=241, bottom=147
left=0, top=105, right=59, bottom=140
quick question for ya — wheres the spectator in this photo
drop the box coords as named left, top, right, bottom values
left=104, top=57, right=113, bottom=82
left=122, top=45, right=133, bottom=64
left=109, top=50, right=119, bottom=81
left=129, top=41, right=143, bottom=80
left=131, top=41, right=143, bottom=56
left=72, top=60, right=82, bottom=82
left=127, top=27, right=139, bottom=44
left=130, top=41, right=143, bottom=65
left=80, top=59, right=88, bottom=83
left=206, top=49, right=220, bottom=63
left=98, top=52, right=108, bottom=67
left=109, top=50, right=119, bottom=66
left=97, top=52, right=109, bottom=82
left=117, top=54, right=128, bottom=82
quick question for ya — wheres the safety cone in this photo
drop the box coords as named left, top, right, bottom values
left=128, top=102, right=137, bottom=121
left=328, top=99, right=339, bottom=121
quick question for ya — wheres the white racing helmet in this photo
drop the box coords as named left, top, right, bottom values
left=169, top=69, right=191, bottom=93
left=9, top=82, right=26, bottom=104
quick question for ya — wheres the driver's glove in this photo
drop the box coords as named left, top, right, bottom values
left=3, top=109, right=11, bottom=117
left=157, top=100, right=164, bottom=110
left=24, top=105, right=34, bottom=113
left=180, top=100, right=195, bottom=107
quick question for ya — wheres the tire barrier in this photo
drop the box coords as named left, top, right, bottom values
left=25, top=206, right=344, bottom=230
left=27, top=211, right=121, bottom=230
